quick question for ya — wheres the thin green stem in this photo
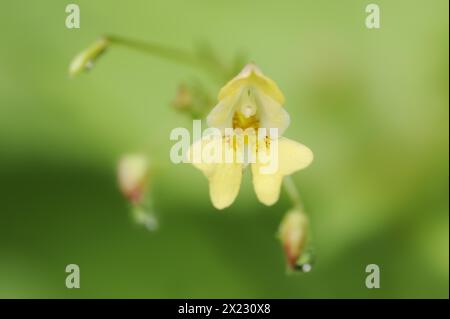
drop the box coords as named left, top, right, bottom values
left=106, top=34, right=199, bottom=67
left=283, top=176, right=304, bottom=211
left=104, top=34, right=227, bottom=81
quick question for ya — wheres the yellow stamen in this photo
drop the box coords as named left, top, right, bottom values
left=232, top=111, right=259, bottom=130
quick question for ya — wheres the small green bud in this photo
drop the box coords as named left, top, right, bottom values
left=69, top=37, right=109, bottom=77
left=172, top=84, right=193, bottom=111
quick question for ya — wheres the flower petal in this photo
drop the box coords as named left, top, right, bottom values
left=188, top=136, right=243, bottom=209
left=257, top=93, right=291, bottom=136
left=251, top=137, right=313, bottom=206
left=251, top=166, right=283, bottom=205
left=218, top=64, right=285, bottom=105
left=277, top=137, right=314, bottom=175
left=208, top=162, right=242, bottom=209
left=206, top=96, right=236, bottom=130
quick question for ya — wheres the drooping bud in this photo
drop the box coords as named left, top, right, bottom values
left=278, top=209, right=309, bottom=271
left=172, top=84, right=193, bottom=111
left=117, top=154, right=149, bottom=204
left=171, top=82, right=214, bottom=118
left=69, top=37, right=109, bottom=77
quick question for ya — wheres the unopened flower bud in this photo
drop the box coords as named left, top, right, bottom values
left=278, top=209, right=309, bottom=270
left=172, top=84, right=193, bottom=111
left=117, top=154, right=149, bottom=204
left=69, top=37, right=109, bottom=77
left=171, top=82, right=213, bottom=118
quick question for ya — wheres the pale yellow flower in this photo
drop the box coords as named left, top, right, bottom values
left=190, top=64, right=313, bottom=209
left=207, top=63, right=290, bottom=136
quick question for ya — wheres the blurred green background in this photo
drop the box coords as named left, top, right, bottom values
left=0, top=0, right=448, bottom=298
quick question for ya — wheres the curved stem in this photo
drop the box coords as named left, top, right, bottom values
left=105, top=34, right=227, bottom=81
left=283, top=176, right=304, bottom=211
left=106, top=35, right=199, bottom=67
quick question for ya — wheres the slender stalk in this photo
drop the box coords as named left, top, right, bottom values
left=107, top=35, right=199, bottom=67
left=283, top=176, right=304, bottom=210
left=105, top=34, right=227, bottom=81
